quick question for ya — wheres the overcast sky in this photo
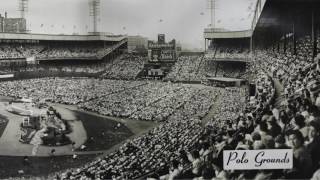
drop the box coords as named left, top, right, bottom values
left=0, top=0, right=256, bottom=49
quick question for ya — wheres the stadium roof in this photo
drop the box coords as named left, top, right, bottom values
left=268, top=0, right=318, bottom=2
left=254, top=0, right=320, bottom=28
left=204, top=29, right=252, bottom=39
left=0, top=33, right=126, bottom=42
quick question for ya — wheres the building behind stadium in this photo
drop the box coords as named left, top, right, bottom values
left=0, top=12, right=26, bottom=33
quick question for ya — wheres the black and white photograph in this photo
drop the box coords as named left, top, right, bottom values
left=0, top=0, right=320, bottom=179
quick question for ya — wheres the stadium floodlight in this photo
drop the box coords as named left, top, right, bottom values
left=18, top=0, right=28, bottom=19
left=206, top=0, right=218, bottom=29
left=89, top=0, right=100, bottom=33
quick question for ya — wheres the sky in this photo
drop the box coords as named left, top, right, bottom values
left=0, top=0, right=257, bottom=49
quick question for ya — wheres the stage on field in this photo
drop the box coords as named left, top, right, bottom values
left=0, top=101, right=87, bottom=157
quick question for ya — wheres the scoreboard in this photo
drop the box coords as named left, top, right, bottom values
left=158, top=34, right=165, bottom=44
left=148, top=42, right=176, bottom=62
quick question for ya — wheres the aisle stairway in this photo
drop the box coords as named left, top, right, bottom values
left=201, top=94, right=220, bottom=126
left=267, top=73, right=285, bottom=109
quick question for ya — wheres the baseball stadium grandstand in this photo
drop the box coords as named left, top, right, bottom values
left=0, top=33, right=127, bottom=79
left=0, top=0, right=320, bottom=179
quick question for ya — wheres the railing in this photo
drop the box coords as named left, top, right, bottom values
left=36, top=56, right=99, bottom=61
left=214, top=57, right=250, bottom=62
left=96, top=38, right=128, bottom=59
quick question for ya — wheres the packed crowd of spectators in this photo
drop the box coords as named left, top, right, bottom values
left=54, top=76, right=277, bottom=180
left=210, top=35, right=320, bottom=179
left=49, top=64, right=105, bottom=74
left=0, top=78, right=144, bottom=105
left=166, top=49, right=249, bottom=82
left=0, top=43, right=121, bottom=60
left=0, top=77, right=255, bottom=180
left=2, top=33, right=320, bottom=180
left=143, top=35, right=320, bottom=180
left=101, top=54, right=146, bottom=80
left=155, top=64, right=320, bottom=179
left=0, top=44, right=44, bottom=59
left=206, top=87, right=248, bottom=129
left=165, top=55, right=206, bottom=82
left=0, top=63, right=108, bottom=75
left=255, top=35, right=319, bottom=103
left=56, top=84, right=218, bottom=179
left=17, top=44, right=44, bottom=58
left=51, top=34, right=320, bottom=179
left=0, top=44, right=21, bottom=59
left=36, top=40, right=126, bottom=60
left=36, top=45, right=110, bottom=60
left=204, top=50, right=216, bottom=60
left=214, top=47, right=250, bottom=60
left=203, top=45, right=251, bottom=79
left=81, top=82, right=183, bottom=120
left=0, top=54, right=146, bottom=77
left=0, top=77, right=223, bottom=179
left=0, top=77, right=219, bottom=123
left=205, top=63, right=246, bottom=79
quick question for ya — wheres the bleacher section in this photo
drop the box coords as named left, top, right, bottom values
left=101, top=54, right=146, bottom=80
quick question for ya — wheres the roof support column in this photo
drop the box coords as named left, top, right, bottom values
left=277, top=37, right=280, bottom=54
left=250, top=35, right=253, bottom=56
left=284, top=28, right=287, bottom=54
left=293, top=18, right=297, bottom=55
left=312, top=8, right=317, bottom=58
left=205, top=38, right=207, bottom=52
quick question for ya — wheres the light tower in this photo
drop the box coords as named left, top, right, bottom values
left=89, top=0, right=100, bottom=33
left=18, top=0, right=28, bottom=19
left=205, top=0, right=218, bottom=51
left=207, top=0, right=217, bottom=29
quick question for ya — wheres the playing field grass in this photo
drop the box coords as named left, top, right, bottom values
left=73, top=110, right=134, bottom=151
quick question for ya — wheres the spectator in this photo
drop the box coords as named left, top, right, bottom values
left=286, top=130, right=313, bottom=178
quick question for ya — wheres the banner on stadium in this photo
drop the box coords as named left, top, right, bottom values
left=223, top=149, right=293, bottom=170
left=26, top=57, right=37, bottom=64
left=148, top=43, right=174, bottom=49
left=0, top=39, right=39, bottom=43
left=0, top=74, right=14, bottom=78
